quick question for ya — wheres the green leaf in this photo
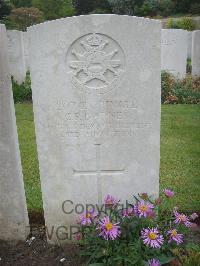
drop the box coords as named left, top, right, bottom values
left=157, top=254, right=174, bottom=264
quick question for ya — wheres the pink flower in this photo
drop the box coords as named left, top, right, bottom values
left=163, top=188, right=174, bottom=198
left=167, top=229, right=183, bottom=245
left=148, top=258, right=161, bottom=266
left=79, top=210, right=97, bottom=225
left=174, top=211, right=191, bottom=227
left=121, top=207, right=135, bottom=218
left=141, top=227, right=164, bottom=248
left=104, top=194, right=119, bottom=208
left=134, top=201, right=154, bottom=218
left=190, top=213, right=198, bottom=220
left=97, top=216, right=121, bottom=240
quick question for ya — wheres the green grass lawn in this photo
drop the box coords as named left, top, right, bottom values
left=15, top=104, right=200, bottom=212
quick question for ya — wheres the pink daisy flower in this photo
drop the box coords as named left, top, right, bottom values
left=121, top=207, right=135, bottom=218
left=141, top=227, right=164, bottom=248
left=148, top=258, right=161, bottom=266
left=174, top=211, right=191, bottom=227
left=163, top=188, right=174, bottom=198
left=134, top=201, right=154, bottom=218
left=97, top=216, right=121, bottom=240
left=79, top=210, right=97, bottom=225
left=104, top=194, right=119, bottom=208
left=167, top=229, right=183, bottom=245
left=190, top=213, right=198, bottom=220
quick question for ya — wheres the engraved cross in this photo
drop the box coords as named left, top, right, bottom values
left=73, top=144, right=124, bottom=205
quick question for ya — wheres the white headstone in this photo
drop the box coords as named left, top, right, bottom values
left=28, top=15, right=161, bottom=243
left=161, top=29, right=188, bottom=79
left=0, top=24, right=29, bottom=241
left=23, top=31, right=30, bottom=71
left=7, top=30, right=26, bottom=84
left=192, top=30, right=200, bottom=76
left=187, top=31, right=192, bottom=59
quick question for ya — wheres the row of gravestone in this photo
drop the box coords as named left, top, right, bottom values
left=0, top=15, right=199, bottom=244
left=7, top=27, right=200, bottom=85
left=161, top=29, right=200, bottom=78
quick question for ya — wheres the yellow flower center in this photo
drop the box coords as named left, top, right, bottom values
left=149, top=232, right=157, bottom=240
left=171, top=230, right=177, bottom=237
left=86, top=213, right=91, bottom=219
left=139, top=205, right=148, bottom=212
left=105, top=222, right=113, bottom=231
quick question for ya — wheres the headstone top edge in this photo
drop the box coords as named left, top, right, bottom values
left=7, top=29, right=25, bottom=33
left=193, top=30, right=200, bottom=33
left=0, top=24, right=6, bottom=30
left=162, top=29, right=188, bottom=32
left=162, top=29, right=188, bottom=33
left=27, top=14, right=161, bottom=32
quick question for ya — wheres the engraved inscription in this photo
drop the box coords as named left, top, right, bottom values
left=66, top=33, right=125, bottom=94
left=161, top=39, right=176, bottom=45
left=47, top=99, right=152, bottom=144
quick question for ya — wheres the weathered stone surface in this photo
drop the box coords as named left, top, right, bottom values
left=28, top=15, right=161, bottom=243
left=187, top=31, right=192, bottom=59
left=23, top=31, right=30, bottom=71
left=7, top=30, right=26, bottom=84
left=192, top=30, right=200, bottom=76
left=0, top=24, right=29, bottom=241
left=161, top=29, right=188, bottom=78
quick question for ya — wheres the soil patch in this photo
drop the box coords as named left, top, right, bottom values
left=0, top=210, right=84, bottom=266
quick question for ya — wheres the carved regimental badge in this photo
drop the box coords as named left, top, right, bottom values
left=66, top=33, right=125, bottom=94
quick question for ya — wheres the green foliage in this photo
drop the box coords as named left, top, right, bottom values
left=90, top=8, right=109, bottom=14
left=186, top=59, right=192, bottom=74
left=176, top=17, right=196, bottom=31
left=32, top=0, right=75, bottom=20
left=161, top=72, right=200, bottom=104
left=108, top=0, right=138, bottom=15
left=166, top=18, right=179, bottom=29
left=72, top=0, right=111, bottom=15
left=137, top=0, right=157, bottom=16
left=11, top=0, right=32, bottom=7
left=166, top=17, right=196, bottom=31
left=12, top=72, right=32, bottom=103
left=0, top=0, right=13, bottom=19
left=138, top=0, right=175, bottom=17
left=173, top=0, right=199, bottom=14
left=156, top=0, right=175, bottom=17
left=173, top=244, right=200, bottom=266
left=190, top=3, right=200, bottom=15
left=7, top=7, right=44, bottom=30
left=77, top=193, right=194, bottom=265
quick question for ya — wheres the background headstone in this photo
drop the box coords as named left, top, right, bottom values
left=23, top=31, right=30, bottom=71
left=7, top=30, right=26, bottom=84
left=192, top=30, right=200, bottom=76
left=28, top=15, right=161, bottom=243
left=187, top=31, right=192, bottom=59
left=161, top=29, right=188, bottom=78
left=0, top=24, right=29, bottom=241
